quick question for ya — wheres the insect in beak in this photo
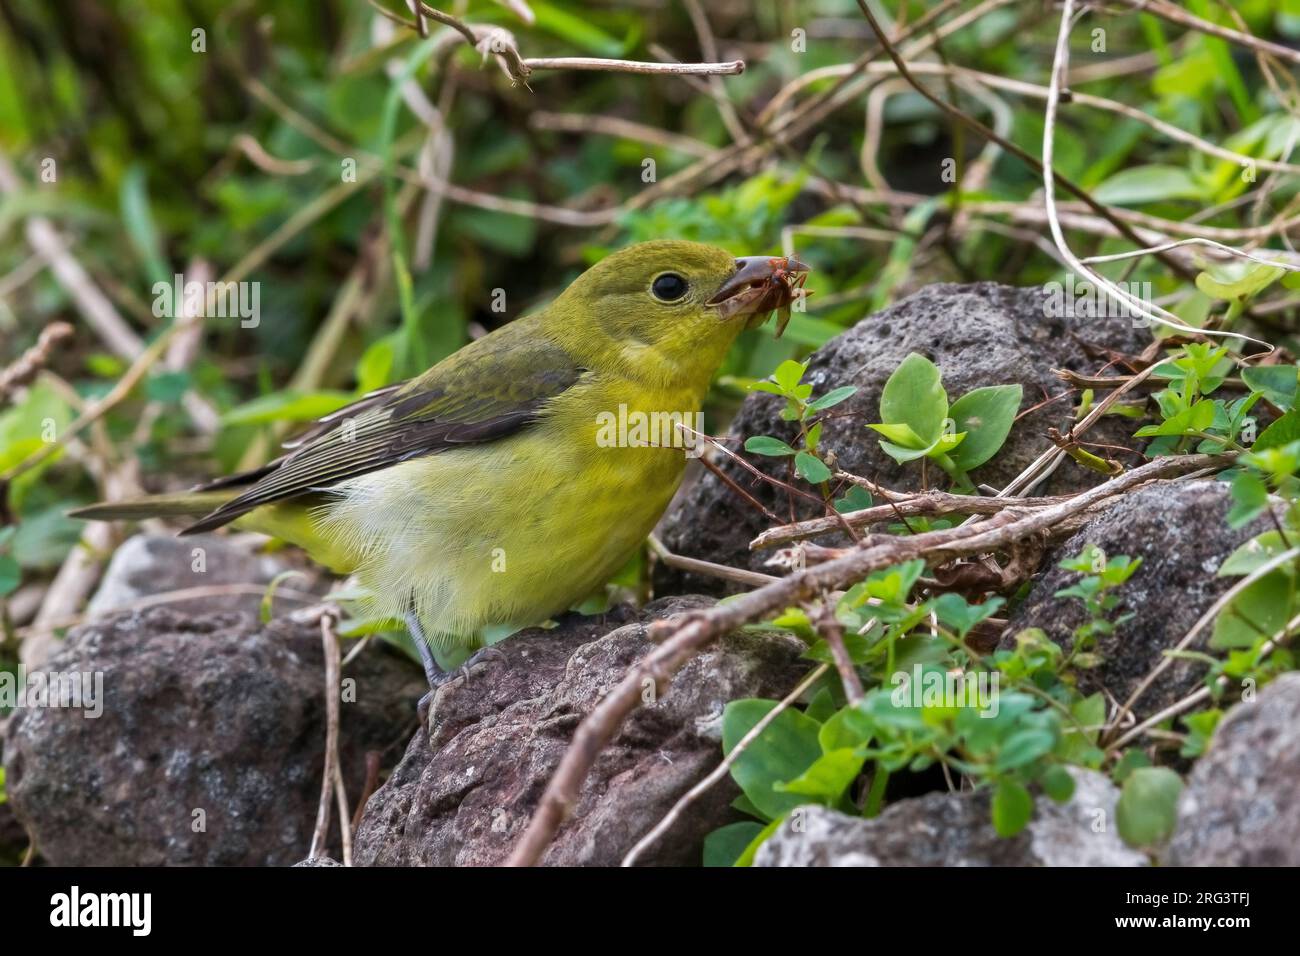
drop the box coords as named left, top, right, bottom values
left=706, top=255, right=813, bottom=337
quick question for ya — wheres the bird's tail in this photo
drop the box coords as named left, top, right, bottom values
left=67, top=490, right=236, bottom=523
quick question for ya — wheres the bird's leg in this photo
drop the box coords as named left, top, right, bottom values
left=406, top=611, right=448, bottom=729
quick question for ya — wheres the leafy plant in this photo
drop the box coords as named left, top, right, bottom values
left=1053, top=545, right=1142, bottom=670
left=866, top=353, right=1022, bottom=492
left=743, top=359, right=857, bottom=495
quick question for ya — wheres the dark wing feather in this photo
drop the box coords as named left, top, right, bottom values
left=182, top=333, right=585, bottom=534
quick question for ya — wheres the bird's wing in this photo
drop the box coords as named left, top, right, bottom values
left=182, top=333, right=586, bottom=533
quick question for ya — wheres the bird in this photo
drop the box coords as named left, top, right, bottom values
left=72, top=240, right=810, bottom=699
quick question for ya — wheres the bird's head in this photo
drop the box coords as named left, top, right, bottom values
left=548, top=240, right=811, bottom=386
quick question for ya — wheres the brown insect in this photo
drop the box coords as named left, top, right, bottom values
left=707, top=254, right=813, bottom=337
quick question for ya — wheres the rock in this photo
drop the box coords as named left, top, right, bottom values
left=1166, top=673, right=1300, bottom=866
left=2, top=607, right=424, bottom=866
left=85, top=533, right=323, bottom=622
left=655, top=282, right=1147, bottom=595
left=1004, top=480, right=1270, bottom=720
left=294, top=856, right=343, bottom=866
left=754, top=769, right=1145, bottom=866
left=352, top=596, right=810, bottom=866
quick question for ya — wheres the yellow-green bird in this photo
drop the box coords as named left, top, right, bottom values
left=73, top=240, right=809, bottom=694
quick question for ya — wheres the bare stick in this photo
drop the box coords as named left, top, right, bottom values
left=0, top=322, right=73, bottom=402
left=523, top=57, right=743, bottom=76
left=310, top=614, right=345, bottom=862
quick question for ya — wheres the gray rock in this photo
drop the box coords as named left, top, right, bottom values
left=1166, top=673, right=1300, bottom=866
left=86, top=533, right=323, bottom=621
left=754, top=769, right=1145, bottom=866
left=3, top=607, right=424, bottom=866
left=352, top=596, right=810, bottom=866
left=655, top=282, right=1147, bottom=595
left=1004, top=480, right=1269, bottom=719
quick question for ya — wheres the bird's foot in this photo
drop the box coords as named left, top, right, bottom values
left=448, top=645, right=509, bottom=688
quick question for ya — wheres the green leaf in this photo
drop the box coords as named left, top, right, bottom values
left=1241, top=365, right=1298, bottom=411
left=807, top=385, right=858, bottom=412
left=120, top=164, right=170, bottom=287
left=880, top=352, right=948, bottom=445
left=1040, top=766, right=1077, bottom=803
left=818, top=704, right=876, bottom=752
left=991, top=779, right=1034, bottom=837
left=1133, top=399, right=1215, bottom=437
left=1093, top=165, right=1203, bottom=205
left=866, top=421, right=928, bottom=449
left=703, top=822, right=765, bottom=867
left=932, top=593, right=1004, bottom=638
left=722, top=700, right=824, bottom=821
left=775, top=748, right=866, bottom=802
left=1116, top=767, right=1183, bottom=848
left=772, top=360, right=807, bottom=393
left=733, top=817, right=784, bottom=867
left=948, top=385, right=1022, bottom=471
left=995, top=727, right=1057, bottom=771
left=1255, top=409, right=1300, bottom=451
left=1196, top=264, right=1286, bottom=302
left=744, top=435, right=798, bottom=457
left=833, top=485, right=874, bottom=514
left=794, top=451, right=832, bottom=484
left=1219, top=531, right=1292, bottom=576
left=1211, top=569, right=1293, bottom=649
left=1227, top=472, right=1269, bottom=529
left=0, top=554, right=21, bottom=597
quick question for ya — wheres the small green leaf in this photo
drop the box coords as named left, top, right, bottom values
left=880, top=353, right=948, bottom=445
left=1196, top=263, right=1286, bottom=302
left=1254, top=409, right=1300, bottom=450
left=1211, top=569, right=1293, bottom=649
left=744, top=435, right=797, bottom=457
left=1116, top=767, right=1183, bottom=848
left=0, top=554, right=21, bottom=597
left=948, top=384, right=1023, bottom=471
left=1093, top=165, right=1203, bottom=205
left=703, top=822, right=765, bottom=867
left=807, top=385, right=858, bottom=412
left=1040, top=766, right=1076, bottom=803
left=722, top=700, right=824, bottom=821
left=867, top=421, right=928, bottom=449
left=1227, top=472, right=1269, bottom=528
left=775, top=748, right=866, bottom=801
left=1241, top=365, right=1298, bottom=411
left=833, top=485, right=873, bottom=514
left=794, top=451, right=832, bottom=484
left=772, top=360, right=807, bottom=393
left=1219, top=531, right=1291, bottom=576
left=991, top=779, right=1034, bottom=837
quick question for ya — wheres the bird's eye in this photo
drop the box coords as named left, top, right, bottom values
left=651, top=273, right=688, bottom=302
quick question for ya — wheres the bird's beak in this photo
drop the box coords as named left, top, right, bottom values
left=706, top=255, right=812, bottom=332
